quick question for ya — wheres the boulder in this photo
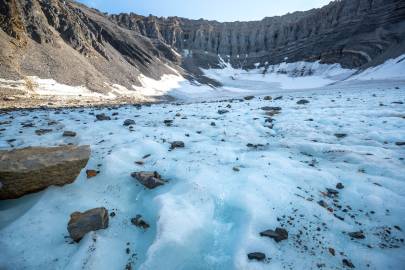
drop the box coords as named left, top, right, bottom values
left=131, top=171, right=165, bottom=189
left=0, top=145, right=90, bottom=200
left=67, top=207, right=109, bottom=242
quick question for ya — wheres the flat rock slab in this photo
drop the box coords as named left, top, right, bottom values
left=0, top=145, right=90, bottom=200
left=68, top=207, right=109, bottom=242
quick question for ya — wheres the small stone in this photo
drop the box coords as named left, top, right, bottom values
left=170, top=141, right=185, bottom=150
left=263, top=96, right=272, bottom=101
left=123, top=119, right=135, bottom=126
left=297, top=99, right=310, bottom=105
left=35, top=129, right=52, bottom=135
left=335, top=133, right=347, bottom=139
left=336, top=183, right=344, bottom=189
left=260, top=227, right=288, bottom=242
left=261, top=106, right=281, bottom=111
left=326, top=188, right=339, bottom=196
left=348, top=231, right=365, bottom=239
left=395, top=142, right=405, bottom=146
left=131, top=215, right=150, bottom=229
left=218, top=109, right=229, bottom=114
left=342, top=259, right=355, bottom=268
left=163, top=119, right=173, bottom=126
left=247, top=252, right=266, bottom=261
left=67, top=207, right=109, bottom=242
left=135, top=160, right=144, bottom=165
left=86, top=169, right=98, bottom=178
left=244, top=96, right=254, bottom=100
left=63, top=131, right=77, bottom=137
left=232, top=166, right=240, bottom=172
left=328, top=247, right=335, bottom=256
left=131, top=171, right=165, bottom=189
left=96, top=113, right=111, bottom=121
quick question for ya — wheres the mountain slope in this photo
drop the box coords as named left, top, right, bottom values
left=0, top=0, right=404, bottom=98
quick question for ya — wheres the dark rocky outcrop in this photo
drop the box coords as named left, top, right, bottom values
left=67, top=207, right=109, bottom=242
left=0, top=145, right=90, bottom=200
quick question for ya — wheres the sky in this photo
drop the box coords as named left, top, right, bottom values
left=77, top=0, right=333, bottom=22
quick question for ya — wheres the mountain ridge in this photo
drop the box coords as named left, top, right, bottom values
left=0, top=0, right=404, bottom=95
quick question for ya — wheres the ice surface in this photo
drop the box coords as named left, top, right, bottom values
left=0, top=80, right=404, bottom=269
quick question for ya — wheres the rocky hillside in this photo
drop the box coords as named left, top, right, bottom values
left=1, top=0, right=405, bottom=93
left=0, top=0, right=180, bottom=93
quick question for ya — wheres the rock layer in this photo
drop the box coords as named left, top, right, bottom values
left=112, top=0, right=405, bottom=69
left=0, top=145, right=90, bottom=200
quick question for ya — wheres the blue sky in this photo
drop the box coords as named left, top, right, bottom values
left=77, top=0, right=332, bottom=22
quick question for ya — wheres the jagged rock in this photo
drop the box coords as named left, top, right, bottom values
left=163, top=119, right=173, bottom=126
left=326, top=188, right=339, bottom=196
left=335, top=133, right=347, bottom=138
left=218, top=109, right=229, bottom=114
left=297, top=99, right=310, bottom=105
left=348, top=231, right=365, bottom=239
left=67, top=207, right=109, bottom=242
left=131, top=171, right=165, bottom=189
left=260, top=227, right=288, bottom=242
left=86, top=169, right=98, bottom=178
left=170, top=141, right=185, bottom=150
left=342, top=259, right=355, bottom=268
left=336, top=183, right=345, bottom=189
left=131, top=215, right=150, bottom=229
left=0, top=145, right=90, bottom=200
left=35, top=129, right=52, bottom=135
left=261, top=106, right=282, bottom=111
left=123, top=119, right=135, bottom=126
left=96, top=113, right=111, bottom=121
left=63, top=131, right=76, bottom=137
left=247, top=252, right=266, bottom=261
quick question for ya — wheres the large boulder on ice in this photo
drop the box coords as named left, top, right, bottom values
left=0, top=145, right=90, bottom=200
left=68, top=207, right=109, bottom=242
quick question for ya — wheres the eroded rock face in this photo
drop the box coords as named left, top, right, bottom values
left=67, top=207, right=109, bottom=242
left=0, top=145, right=90, bottom=200
left=112, top=0, right=405, bottom=69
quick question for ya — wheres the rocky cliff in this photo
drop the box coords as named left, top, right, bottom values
left=112, top=0, right=405, bottom=70
left=1, top=0, right=405, bottom=94
left=0, top=0, right=180, bottom=93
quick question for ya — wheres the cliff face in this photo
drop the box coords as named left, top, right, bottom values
left=112, top=0, right=405, bottom=70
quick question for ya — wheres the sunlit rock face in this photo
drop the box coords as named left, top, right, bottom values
left=112, top=0, right=405, bottom=69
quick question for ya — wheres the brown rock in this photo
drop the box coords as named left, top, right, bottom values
left=0, top=145, right=90, bottom=200
left=260, top=227, right=288, bottom=242
left=67, top=207, right=109, bottom=242
left=86, top=169, right=98, bottom=178
left=131, top=171, right=165, bottom=189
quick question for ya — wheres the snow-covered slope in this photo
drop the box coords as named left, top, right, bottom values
left=0, top=84, right=404, bottom=270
